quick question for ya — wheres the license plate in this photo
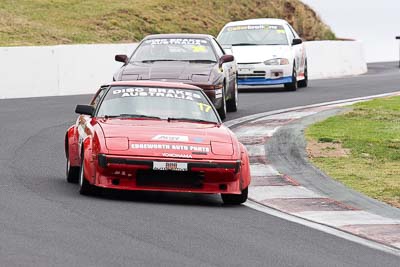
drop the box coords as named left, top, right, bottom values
left=239, top=68, right=253, bottom=73
left=238, top=64, right=255, bottom=69
left=153, top=162, right=188, bottom=171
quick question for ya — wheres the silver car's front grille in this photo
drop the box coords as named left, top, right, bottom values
left=238, top=71, right=266, bottom=79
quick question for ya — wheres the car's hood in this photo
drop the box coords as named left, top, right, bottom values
left=119, top=61, right=214, bottom=83
left=225, top=45, right=292, bottom=63
left=98, top=119, right=235, bottom=159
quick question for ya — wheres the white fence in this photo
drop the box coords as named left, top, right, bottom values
left=0, top=41, right=367, bottom=99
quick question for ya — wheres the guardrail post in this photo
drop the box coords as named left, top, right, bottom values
left=397, top=36, right=400, bottom=67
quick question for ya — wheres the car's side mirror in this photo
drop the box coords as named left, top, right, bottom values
left=292, top=38, right=303, bottom=46
left=115, top=54, right=128, bottom=63
left=219, top=54, right=234, bottom=66
left=75, top=105, right=95, bottom=116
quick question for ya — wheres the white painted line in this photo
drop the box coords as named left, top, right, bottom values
left=233, top=126, right=280, bottom=138
left=293, top=210, right=400, bottom=227
left=255, top=111, right=317, bottom=121
left=249, top=186, right=323, bottom=201
left=245, top=200, right=400, bottom=256
left=245, top=145, right=265, bottom=157
left=250, top=164, right=279, bottom=177
left=331, top=101, right=362, bottom=107
left=392, top=242, right=400, bottom=249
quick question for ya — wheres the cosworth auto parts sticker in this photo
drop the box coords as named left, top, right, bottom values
left=145, top=39, right=208, bottom=45
left=131, top=143, right=210, bottom=153
left=112, top=87, right=202, bottom=101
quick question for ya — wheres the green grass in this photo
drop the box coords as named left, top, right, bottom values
left=306, top=96, right=400, bottom=207
left=0, top=0, right=335, bottom=46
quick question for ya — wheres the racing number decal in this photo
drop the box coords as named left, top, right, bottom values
left=197, top=103, right=212, bottom=112
left=77, top=115, right=93, bottom=152
left=192, top=45, right=206, bottom=53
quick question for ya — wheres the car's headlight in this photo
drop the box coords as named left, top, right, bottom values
left=264, top=58, right=290, bottom=65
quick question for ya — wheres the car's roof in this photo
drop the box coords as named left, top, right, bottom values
left=143, top=33, right=214, bottom=40
left=224, top=18, right=288, bottom=27
left=108, top=81, right=202, bottom=91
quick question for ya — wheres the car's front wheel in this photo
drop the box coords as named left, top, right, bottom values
left=217, top=85, right=227, bottom=120
left=226, top=81, right=238, bottom=112
left=66, top=153, right=79, bottom=183
left=79, top=153, right=96, bottom=195
left=297, top=61, right=308, bottom=88
left=221, top=187, right=248, bottom=205
left=284, top=65, right=297, bottom=91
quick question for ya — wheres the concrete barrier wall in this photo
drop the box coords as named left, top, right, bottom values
left=0, top=41, right=366, bottom=99
left=305, top=41, right=367, bottom=80
left=0, top=44, right=137, bottom=99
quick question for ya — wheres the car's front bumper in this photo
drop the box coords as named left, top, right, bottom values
left=93, top=154, right=243, bottom=194
left=237, top=63, right=292, bottom=88
left=238, top=76, right=293, bottom=86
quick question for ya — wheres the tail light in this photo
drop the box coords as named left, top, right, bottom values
left=197, top=84, right=223, bottom=90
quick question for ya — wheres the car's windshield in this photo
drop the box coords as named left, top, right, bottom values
left=96, top=86, right=219, bottom=123
left=218, top=24, right=288, bottom=46
left=130, top=38, right=217, bottom=63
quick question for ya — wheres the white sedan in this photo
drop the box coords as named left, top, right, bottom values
left=217, top=18, right=307, bottom=91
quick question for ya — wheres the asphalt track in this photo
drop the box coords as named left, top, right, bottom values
left=0, top=62, right=399, bottom=266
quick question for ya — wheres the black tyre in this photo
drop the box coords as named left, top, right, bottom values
left=297, top=61, right=308, bottom=88
left=217, top=85, right=227, bottom=120
left=226, top=81, right=238, bottom=112
left=66, top=156, right=80, bottom=183
left=79, top=153, right=96, bottom=195
left=221, top=187, right=248, bottom=205
left=284, top=65, right=297, bottom=91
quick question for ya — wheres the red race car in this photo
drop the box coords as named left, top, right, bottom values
left=65, top=81, right=250, bottom=204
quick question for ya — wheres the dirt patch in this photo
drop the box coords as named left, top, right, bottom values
left=307, top=140, right=350, bottom=158
left=383, top=199, right=400, bottom=209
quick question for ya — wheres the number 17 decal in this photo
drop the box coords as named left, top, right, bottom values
left=197, top=103, right=212, bottom=112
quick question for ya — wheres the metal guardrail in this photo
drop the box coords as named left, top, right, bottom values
left=397, top=36, right=400, bottom=67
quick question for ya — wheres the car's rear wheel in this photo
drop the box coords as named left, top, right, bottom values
left=217, top=85, right=227, bottom=120
left=284, top=64, right=297, bottom=91
left=79, top=153, right=96, bottom=195
left=297, top=61, right=308, bottom=88
left=221, top=187, right=248, bottom=205
left=226, top=80, right=238, bottom=112
left=66, top=156, right=79, bottom=183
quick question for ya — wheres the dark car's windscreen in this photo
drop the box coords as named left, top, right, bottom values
left=97, top=86, right=219, bottom=123
left=218, top=24, right=288, bottom=46
left=130, top=38, right=217, bottom=63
